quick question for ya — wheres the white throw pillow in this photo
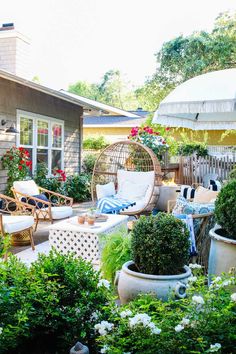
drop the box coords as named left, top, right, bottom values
left=13, top=180, right=39, bottom=196
left=96, top=182, right=115, bottom=200
left=117, top=180, right=149, bottom=200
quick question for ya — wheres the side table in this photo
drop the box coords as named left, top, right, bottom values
left=49, top=214, right=128, bottom=264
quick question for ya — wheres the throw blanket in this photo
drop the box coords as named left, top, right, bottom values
left=174, top=214, right=197, bottom=257
left=97, top=196, right=136, bottom=214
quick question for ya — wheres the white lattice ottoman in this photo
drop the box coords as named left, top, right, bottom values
left=48, top=214, right=128, bottom=264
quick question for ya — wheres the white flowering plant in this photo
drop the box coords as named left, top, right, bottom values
left=96, top=270, right=236, bottom=353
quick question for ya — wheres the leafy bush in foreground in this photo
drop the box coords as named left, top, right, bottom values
left=0, top=251, right=110, bottom=354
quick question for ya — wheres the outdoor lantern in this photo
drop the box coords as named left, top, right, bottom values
left=0, top=119, right=19, bottom=134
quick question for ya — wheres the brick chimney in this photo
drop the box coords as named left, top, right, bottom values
left=0, top=23, right=31, bottom=79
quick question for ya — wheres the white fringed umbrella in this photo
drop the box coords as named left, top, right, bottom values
left=152, top=69, right=236, bottom=130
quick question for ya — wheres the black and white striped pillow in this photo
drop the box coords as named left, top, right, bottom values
left=180, top=185, right=196, bottom=200
left=208, top=180, right=221, bottom=191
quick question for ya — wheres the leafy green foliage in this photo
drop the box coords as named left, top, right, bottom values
left=69, top=70, right=139, bottom=110
left=0, top=251, right=110, bottom=354
left=131, top=214, right=190, bottom=275
left=101, top=226, right=131, bottom=282
left=0, top=233, right=11, bottom=258
left=137, top=11, right=236, bottom=111
left=155, top=11, right=236, bottom=86
left=177, top=143, right=208, bottom=157
left=34, top=163, right=91, bottom=202
left=82, top=153, right=97, bottom=174
left=83, top=136, right=109, bottom=150
left=215, top=179, right=236, bottom=238
left=65, top=174, right=91, bottom=202
left=229, top=167, right=236, bottom=180
left=1, top=147, right=32, bottom=196
left=96, top=271, right=236, bottom=353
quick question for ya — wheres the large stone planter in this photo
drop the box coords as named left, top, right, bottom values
left=117, top=261, right=191, bottom=304
left=208, top=226, right=236, bottom=278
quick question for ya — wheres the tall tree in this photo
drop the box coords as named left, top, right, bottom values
left=68, top=70, right=138, bottom=110
left=136, top=11, right=236, bottom=110
left=68, top=81, right=100, bottom=100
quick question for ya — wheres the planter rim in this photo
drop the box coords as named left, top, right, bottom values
left=210, top=226, right=236, bottom=245
left=122, top=261, right=191, bottom=280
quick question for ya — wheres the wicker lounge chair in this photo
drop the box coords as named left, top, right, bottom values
left=91, top=140, right=163, bottom=217
left=12, top=180, right=73, bottom=230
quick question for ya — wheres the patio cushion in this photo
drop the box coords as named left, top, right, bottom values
left=193, top=186, right=218, bottom=203
left=13, top=180, right=39, bottom=196
left=2, top=215, right=34, bottom=234
left=117, top=170, right=155, bottom=190
left=117, top=180, right=149, bottom=200
left=22, top=193, right=49, bottom=209
left=96, top=182, right=115, bottom=200
left=41, top=206, right=73, bottom=219
left=120, top=197, right=147, bottom=213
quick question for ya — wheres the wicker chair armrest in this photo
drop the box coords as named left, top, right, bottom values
left=11, top=190, right=51, bottom=208
left=38, top=187, right=73, bottom=206
left=192, top=212, right=214, bottom=219
left=0, top=193, right=36, bottom=214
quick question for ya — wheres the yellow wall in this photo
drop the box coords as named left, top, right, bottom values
left=84, top=127, right=236, bottom=146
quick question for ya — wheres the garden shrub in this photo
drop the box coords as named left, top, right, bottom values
left=101, top=226, right=131, bottom=282
left=131, top=213, right=190, bottom=275
left=65, top=173, right=91, bottom=202
left=0, top=251, right=111, bottom=354
left=215, top=179, right=236, bottom=238
left=1, top=147, right=32, bottom=195
left=34, top=162, right=66, bottom=195
left=82, top=153, right=97, bottom=174
left=83, top=136, right=108, bottom=151
left=96, top=268, right=236, bottom=353
left=177, top=142, right=208, bottom=157
left=34, top=163, right=91, bottom=202
left=229, top=167, right=236, bottom=180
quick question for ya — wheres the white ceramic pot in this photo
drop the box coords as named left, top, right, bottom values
left=117, top=261, right=191, bottom=304
left=208, top=226, right=236, bottom=279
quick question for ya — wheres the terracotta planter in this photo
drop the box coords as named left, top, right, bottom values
left=208, top=226, right=236, bottom=279
left=117, top=261, right=191, bottom=304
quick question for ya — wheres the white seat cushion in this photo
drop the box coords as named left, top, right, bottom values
left=40, top=206, right=73, bottom=220
left=121, top=197, right=146, bottom=213
left=2, top=215, right=34, bottom=234
left=96, top=182, right=115, bottom=200
left=117, top=180, right=149, bottom=200
left=117, top=170, right=155, bottom=189
left=13, top=180, right=39, bottom=196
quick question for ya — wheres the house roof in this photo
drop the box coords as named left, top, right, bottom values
left=84, top=115, right=147, bottom=127
left=0, top=69, right=140, bottom=118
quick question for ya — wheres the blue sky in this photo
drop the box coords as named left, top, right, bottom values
left=1, top=0, right=236, bottom=89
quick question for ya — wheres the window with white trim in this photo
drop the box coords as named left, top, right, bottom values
left=17, top=111, right=64, bottom=175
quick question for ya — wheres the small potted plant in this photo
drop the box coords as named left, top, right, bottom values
left=117, top=213, right=191, bottom=304
left=208, top=179, right=236, bottom=277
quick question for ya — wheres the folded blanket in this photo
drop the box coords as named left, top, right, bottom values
left=174, top=214, right=197, bottom=257
left=97, top=196, right=136, bottom=214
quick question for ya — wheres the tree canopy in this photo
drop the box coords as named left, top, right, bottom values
left=68, top=11, right=236, bottom=112
left=68, top=69, right=138, bottom=110
left=136, top=11, right=236, bottom=110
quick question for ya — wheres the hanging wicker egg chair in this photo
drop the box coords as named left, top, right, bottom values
left=91, top=140, right=163, bottom=216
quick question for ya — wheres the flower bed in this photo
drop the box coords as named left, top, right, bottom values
left=95, top=266, right=236, bottom=353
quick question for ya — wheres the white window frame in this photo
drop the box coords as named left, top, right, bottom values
left=16, top=110, right=64, bottom=176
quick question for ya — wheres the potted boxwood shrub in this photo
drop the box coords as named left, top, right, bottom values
left=208, top=179, right=236, bottom=277
left=117, top=213, right=191, bottom=304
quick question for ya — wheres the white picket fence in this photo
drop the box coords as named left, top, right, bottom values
left=179, top=154, right=236, bottom=185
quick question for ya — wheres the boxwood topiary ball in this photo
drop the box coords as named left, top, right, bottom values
left=215, top=179, right=236, bottom=239
left=131, top=213, right=190, bottom=275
